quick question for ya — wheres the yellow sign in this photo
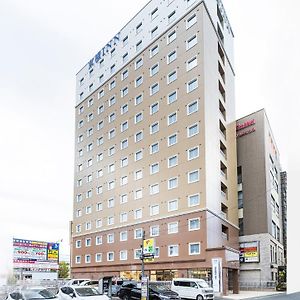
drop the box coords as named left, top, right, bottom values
left=143, top=238, right=155, bottom=255
left=144, top=257, right=154, bottom=263
left=244, top=251, right=258, bottom=257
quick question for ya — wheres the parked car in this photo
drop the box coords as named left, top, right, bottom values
left=119, top=281, right=180, bottom=300
left=79, top=281, right=99, bottom=288
left=112, top=279, right=134, bottom=297
left=118, top=281, right=138, bottom=300
left=58, top=286, right=109, bottom=300
left=171, top=278, right=214, bottom=300
left=6, top=286, right=58, bottom=300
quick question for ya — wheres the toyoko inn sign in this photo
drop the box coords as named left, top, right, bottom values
left=88, top=33, right=120, bottom=69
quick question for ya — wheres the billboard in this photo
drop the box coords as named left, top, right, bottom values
left=240, top=241, right=259, bottom=263
left=13, top=238, right=59, bottom=270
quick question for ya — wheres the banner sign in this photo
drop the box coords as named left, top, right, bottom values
left=240, top=241, right=260, bottom=263
left=212, top=258, right=223, bottom=293
left=13, top=238, right=59, bottom=270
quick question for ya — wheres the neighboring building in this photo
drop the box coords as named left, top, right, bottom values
left=72, top=0, right=240, bottom=295
left=280, top=171, right=287, bottom=263
left=236, top=109, right=285, bottom=286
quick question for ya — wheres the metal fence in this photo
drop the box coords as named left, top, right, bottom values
left=239, top=281, right=276, bottom=290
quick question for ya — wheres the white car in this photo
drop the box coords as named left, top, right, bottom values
left=58, top=286, right=109, bottom=300
left=6, top=286, right=58, bottom=300
left=65, top=279, right=91, bottom=286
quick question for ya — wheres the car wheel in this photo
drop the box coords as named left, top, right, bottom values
left=196, top=295, right=204, bottom=300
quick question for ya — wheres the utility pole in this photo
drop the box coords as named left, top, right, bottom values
left=141, top=230, right=145, bottom=278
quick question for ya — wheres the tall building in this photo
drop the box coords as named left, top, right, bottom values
left=72, top=0, right=239, bottom=294
left=280, top=171, right=287, bottom=263
left=236, top=109, right=285, bottom=286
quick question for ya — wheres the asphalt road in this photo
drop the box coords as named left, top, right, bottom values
left=215, top=292, right=300, bottom=300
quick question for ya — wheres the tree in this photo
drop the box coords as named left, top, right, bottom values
left=58, top=261, right=70, bottom=278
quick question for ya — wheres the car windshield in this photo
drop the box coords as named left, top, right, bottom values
left=197, top=280, right=209, bottom=288
left=74, top=288, right=100, bottom=297
left=149, top=284, right=171, bottom=293
left=23, top=289, right=57, bottom=300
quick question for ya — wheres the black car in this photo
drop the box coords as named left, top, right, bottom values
left=118, top=281, right=138, bottom=299
left=119, top=282, right=180, bottom=300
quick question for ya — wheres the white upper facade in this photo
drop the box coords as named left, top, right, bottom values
left=75, top=0, right=233, bottom=105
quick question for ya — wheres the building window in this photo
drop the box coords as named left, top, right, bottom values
left=110, top=48, right=116, bottom=57
left=121, top=139, right=128, bottom=149
left=150, top=142, right=159, bottom=154
left=168, top=155, right=178, bottom=168
left=121, top=157, right=129, bottom=167
left=187, top=78, right=198, bottom=93
left=108, top=180, right=115, bottom=190
left=188, top=170, right=200, bottom=183
left=189, top=218, right=200, bottom=231
left=135, top=150, right=143, bottom=161
left=135, top=112, right=143, bottom=123
left=168, top=133, right=178, bottom=146
left=150, top=183, right=159, bottom=195
left=168, top=177, right=178, bottom=189
left=150, top=162, right=159, bottom=174
left=168, top=10, right=176, bottom=23
left=150, top=102, right=159, bottom=115
left=187, top=123, right=199, bottom=137
left=136, top=40, right=143, bottom=52
left=167, top=50, right=177, bottom=64
left=107, top=216, right=114, bottom=226
left=151, top=7, right=158, bottom=20
left=85, top=255, right=91, bottom=264
left=107, top=233, right=114, bottom=244
left=121, top=87, right=129, bottom=97
left=85, top=222, right=92, bottom=231
left=187, top=35, right=198, bottom=50
left=168, top=90, right=177, bottom=104
left=135, top=189, right=143, bottom=200
left=187, top=56, right=198, bottom=71
left=150, top=63, right=159, bottom=76
left=167, top=30, right=176, bottom=44
left=186, top=14, right=197, bottom=29
left=134, top=169, right=143, bottom=180
left=134, top=249, right=142, bottom=260
left=187, top=99, right=198, bottom=114
left=96, top=202, right=103, bottom=211
left=122, top=69, right=129, bottom=80
left=168, top=245, right=179, bottom=257
left=134, top=209, right=142, bottom=219
left=121, top=121, right=128, bottom=132
left=167, top=70, right=177, bottom=84
left=120, top=176, right=128, bottom=186
left=109, top=96, right=116, bottom=107
left=150, top=122, right=159, bottom=134
left=136, top=22, right=143, bottom=34
left=135, top=130, right=143, bottom=142
left=120, top=212, right=128, bottom=223
left=95, top=218, right=103, bottom=228
left=120, top=194, right=128, bottom=204
left=150, top=45, right=159, bottom=57
left=85, top=238, right=92, bottom=247
left=189, top=242, right=200, bottom=255
left=120, top=231, right=128, bottom=241
left=110, top=64, right=116, bottom=74
left=107, top=252, right=114, bottom=262
left=95, top=253, right=102, bottom=262
left=168, top=112, right=177, bottom=125
left=135, top=57, right=143, bottom=69
left=168, top=222, right=178, bottom=234
left=150, top=225, right=159, bottom=237
left=151, top=26, right=158, bottom=39
left=135, top=228, right=143, bottom=239
left=168, top=199, right=178, bottom=212
left=120, top=250, right=128, bottom=261
left=189, top=193, right=200, bottom=207
left=135, top=76, right=143, bottom=87
left=75, top=256, right=81, bottom=264
left=96, top=236, right=102, bottom=245
left=108, top=128, right=116, bottom=139
left=123, top=35, right=128, bottom=46
left=188, top=146, right=199, bottom=160
left=118, top=104, right=126, bottom=115
left=135, top=94, right=143, bottom=105
left=150, top=83, right=159, bottom=95
left=150, top=204, right=159, bottom=216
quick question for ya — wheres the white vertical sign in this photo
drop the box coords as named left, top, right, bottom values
left=212, top=258, right=223, bottom=293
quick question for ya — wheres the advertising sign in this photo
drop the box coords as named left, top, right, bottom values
left=143, top=238, right=155, bottom=257
left=240, top=241, right=259, bottom=263
left=212, top=258, right=223, bottom=293
left=13, top=238, right=59, bottom=270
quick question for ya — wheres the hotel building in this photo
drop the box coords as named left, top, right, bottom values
left=236, top=109, right=286, bottom=286
left=71, top=0, right=239, bottom=294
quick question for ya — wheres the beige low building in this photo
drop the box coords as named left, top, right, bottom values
left=72, top=0, right=239, bottom=295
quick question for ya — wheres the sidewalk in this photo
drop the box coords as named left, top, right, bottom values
left=216, top=290, right=285, bottom=299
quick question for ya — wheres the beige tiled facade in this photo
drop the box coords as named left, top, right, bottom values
left=72, top=0, right=239, bottom=294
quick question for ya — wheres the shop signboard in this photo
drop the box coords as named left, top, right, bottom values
left=240, top=241, right=259, bottom=263
left=13, top=238, right=59, bottom=270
